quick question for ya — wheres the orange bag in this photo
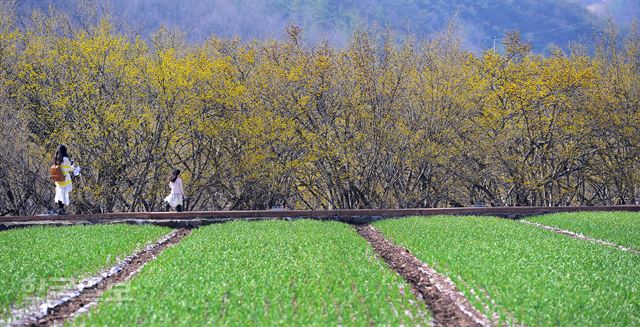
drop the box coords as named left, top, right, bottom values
left=50, top=164, right=65, bottom=182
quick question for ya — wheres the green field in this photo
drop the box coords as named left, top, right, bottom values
left=526, top=211, right=640, bottom=249
left=73, top=220, right=427, bottom=326
left=0, top=225, right=170, bottom=317
left=374, top=216, right=640, bottom=326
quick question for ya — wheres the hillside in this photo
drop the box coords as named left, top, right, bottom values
left=12, top=0, right=638, bottom=52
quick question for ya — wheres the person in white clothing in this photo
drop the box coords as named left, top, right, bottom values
left=164, top=169, right=184, bottom=212
left=52, top=145, right=79, bottom=215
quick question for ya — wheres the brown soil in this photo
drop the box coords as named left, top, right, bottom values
left=356, top=224, right=492, bottom=327
left=521, top=220, right=640, bottom=255
left=14, top=228, right=191, bottom=327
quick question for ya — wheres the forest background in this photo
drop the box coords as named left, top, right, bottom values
left=0, top=1, right=638, bottom=215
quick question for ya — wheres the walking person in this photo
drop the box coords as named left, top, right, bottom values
left=50, top=145, right=80, bottom=215
left=164, top=169, right=184, bottom=212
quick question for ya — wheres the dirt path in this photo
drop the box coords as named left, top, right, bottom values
left=521, top=221, right=640, bottom=255
left=355, top=224, right=493, bottom=327
left=10, top=228, right=191, bottom=327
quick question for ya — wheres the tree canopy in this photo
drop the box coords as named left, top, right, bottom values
left=0, top=8, right=638, bottom=215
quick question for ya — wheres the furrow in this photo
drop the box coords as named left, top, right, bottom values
left=9, top=228, right=191, bottom=327
left=355, top=224, right=493, bottom=327
left=520, top=220, right=640, bottom=255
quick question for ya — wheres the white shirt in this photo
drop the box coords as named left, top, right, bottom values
left=169, top=178, right=184, bottom=195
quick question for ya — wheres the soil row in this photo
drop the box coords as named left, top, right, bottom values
left=520, top=221, right=640, bottom=255
left=12, top=228, right=191, bottom=327
left=355, top=224, right=493, bottom=327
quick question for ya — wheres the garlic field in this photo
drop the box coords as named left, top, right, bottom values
left=1, top=212, right=639, bottom=326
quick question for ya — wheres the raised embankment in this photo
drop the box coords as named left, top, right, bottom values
left=2, top=205, right=640, bottom=230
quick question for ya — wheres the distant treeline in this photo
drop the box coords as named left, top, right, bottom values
left=0, top=10, right=638, bottom=215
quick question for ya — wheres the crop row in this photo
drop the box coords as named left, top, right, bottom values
left=73, top=220, right=427, bottom=326
left=374, top=215, right=640, bottom=326
left=0, top=224, right=170, bottom=319
left=526, top=211, right=640, bottom=249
